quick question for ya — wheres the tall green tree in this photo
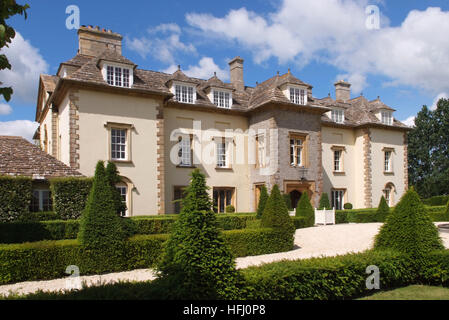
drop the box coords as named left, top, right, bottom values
left=158, top=169, right=242, bottom=299
left=408, top=99, right=449, bottom=198
left=256, top=185, right=268, bottom=219
left=0, top=0, right=29, bottom=101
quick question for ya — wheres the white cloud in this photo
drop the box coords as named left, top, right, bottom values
left=0, top=103, right=12, bottom=115
left=186, top=1, right=449, bottom=95
left=126, top=23, right=196, bottom=64
left=401, top=92, right=449, bottom=127
left=0, top=120, right=39, bottom=141
left=402, top=115, right=416, bottom=127
left=163, top=57, right=229, bottom=80
left=0, top=32, right=49, bottom=103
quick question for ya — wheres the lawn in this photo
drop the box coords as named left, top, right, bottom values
left=359, top=285, right=449, bottom=300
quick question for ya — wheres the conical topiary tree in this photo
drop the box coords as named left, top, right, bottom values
left=105, top=161, right=127, bottom=215
left=318, top=193, right=331, bottom=210
left=261, top=185, right=295, bottom=234
left=78, top=161, right=127, bottom=248
left=374, top=187, right=444, bottom=256
left=158, top=169, right=242, bottom=299
left=295, top=192, right=314, bottom=227
left=375, top=196, right=390, bottom=222
left=256, top=185, right=268, bottom=219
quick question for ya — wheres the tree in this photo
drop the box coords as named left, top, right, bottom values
left=261, top=184, right=295, bottom=234
left=0, top=1, right=29, bottom=101
left=374, top=188, right=444, bottom=257
left=105, top=161, right=127, bottom=215
left=295, top=192, right=314, bottom=227
left=256, top=185, right=268, bottom=219
left=158, top=169, right=242, bottom=299
left=375, top=196, right=390, bottom=222
left=78, top=161, right=128, bottom=248
left=408, top=99, right=449, bottom=198
left=318, top=193, right=331, bottom=210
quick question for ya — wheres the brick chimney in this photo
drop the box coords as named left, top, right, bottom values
left=228, top=56, right=244, bottom=91
left=334, top=80, right=351, bottom=102
left=77, top=25, right=122, bottom=56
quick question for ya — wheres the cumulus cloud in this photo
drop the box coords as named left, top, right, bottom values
left=0, top=120, right=39, bottom=141
left=163, top=57, right=229, bottom=80
left=401, top=92, right=449, bottom=127
left=0, top=103, right=12, bottom=115
left=186, top=1, right=449, bottom=95
left=126, top=23, right=196, bottom=64
left=0, top=32, right=49, bottom=103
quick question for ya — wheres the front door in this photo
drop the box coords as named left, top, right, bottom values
left=289, top=190, right=302, bottom=209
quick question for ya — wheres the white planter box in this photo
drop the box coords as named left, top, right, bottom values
left=314, top=208, right=336, bottom=225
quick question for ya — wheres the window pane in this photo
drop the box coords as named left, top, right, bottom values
left=111, top=129, right=127, bottom=160
left=123, top=69, right=130, bottom=87
left=107, top=66, right=114, bottom=85
left=115, top=67, right=122, bottom=87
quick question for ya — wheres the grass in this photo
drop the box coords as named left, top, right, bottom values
left=359, top=285, right=449, bottom=300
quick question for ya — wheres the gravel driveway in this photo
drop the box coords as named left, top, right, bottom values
left=1, top=223, right=448, bottom=298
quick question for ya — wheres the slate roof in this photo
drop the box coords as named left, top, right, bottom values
left=45, top=48, right=406, bottom=129
left=0, top=136, right=83, bottom=179
left=40, top=75, right=58, bottom=93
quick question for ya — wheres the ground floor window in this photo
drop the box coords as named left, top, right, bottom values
left=213, top=187, right=235, bottom=213
left=173, top=186, right=187, bottom=214
left=331, top=189, right=345, bottom=210
left=30, top=190, right=52, bottom=212
left=116, top=185, right=128, bottom=217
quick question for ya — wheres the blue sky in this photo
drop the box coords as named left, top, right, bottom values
left=1, top=0, right=449, bottom=139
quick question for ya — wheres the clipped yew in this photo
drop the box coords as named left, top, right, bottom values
left=105, top=161, right=127, bottom=215
left=157, top=169, right=242, bottom=299
left=256, top=185, right=268, bottom=219
left=375, top=196, right=390, bottom=222
left=78, top=161, right=127, bottom=249
left=295, top=192, right=314, bottom=227
left=261, top=185, right=295, bottom=235
left=318, top=193, right=331, bottom=210
left=374, top=188, right=444, bottom=256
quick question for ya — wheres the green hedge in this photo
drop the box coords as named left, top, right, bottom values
left=50, top=178, right=92, bottom=220
left=0, top=227, right=292, bottom=284
left=422, top=195, right=449, bottom=207
left=0, top=176, right=32, bottom=223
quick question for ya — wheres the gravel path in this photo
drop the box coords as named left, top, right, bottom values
left=1, top=223, right=448, bottom=298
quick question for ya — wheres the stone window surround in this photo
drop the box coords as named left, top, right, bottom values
left=104, top=121, right=134, bottom=163
left=289, top=132, right=309, bottom=168
left=382, top=147, right=395, bottom=174
left=331, top=145, right=346, bottom=174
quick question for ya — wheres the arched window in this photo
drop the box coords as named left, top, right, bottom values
left=383, top=183, right=395, bottom=206
left=115, top=177, right=133, bottom=217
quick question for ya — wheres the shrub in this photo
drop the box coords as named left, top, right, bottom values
left=318, top=193, right=331, bottom=210
left=422, top=195, right=449, bottom=206
left=225, top=205, right=235, bottom=213
left=375, top=196, right=390, bottom=222
left=20, top=211, right=59, bottom=222
left=0, top=176, right=32, bottom=222
left=158, top=169, right=243, bottom=300
left=261, top=185, right=295, bottom=234
left=50, top=177, right=92, bottom=220
left=256, top=185, right=268, bottom=219
left=78, top=161, right=128, bottom=249
left=283, top=193, right=293, bottom=210
left=105, top=162, right=127, bottom=215
left=295, top=192, right=314, bottom=227
left=291, top=216, right=309, bottom=229
left=343, top=203, right=353, bottom=210
left=374, top=188, right=444, bottom=256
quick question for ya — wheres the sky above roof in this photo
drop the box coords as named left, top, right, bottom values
left=1, top=0, right=449, bottom=140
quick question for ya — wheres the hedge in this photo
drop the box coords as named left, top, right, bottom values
left=0, top=227, right=292, bottom=284
left=50, top=178, right=92, bottom=220
left=0, top=176, right=32, bottom=223
left=422, top=195, right=449, bottom=207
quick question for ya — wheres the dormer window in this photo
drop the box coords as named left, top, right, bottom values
left=103, top=64, right=133, bottom=88
left=289, top=87, right=307, bottom=105
left=174, top=84, right=195, bottom=104
left=331, top=109, right=345, bottom=123
left=213, top=90, right=232, bottom=108
left=381, top=111, right=393, bottom=125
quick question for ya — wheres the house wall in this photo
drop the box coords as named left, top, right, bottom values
left=76, top=89, right=162, bottom=216
left=58, top=94, right=71, bottom=166
left=163, top=107, right=251, bottom=213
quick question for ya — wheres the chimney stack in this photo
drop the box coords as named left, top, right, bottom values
left=228, top=56, right=244, bottom=91
left=334, top=80, right=351, bottom=102
left=77, top=25, right=123, bottom=57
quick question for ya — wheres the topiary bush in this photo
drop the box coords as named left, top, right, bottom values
left=375, top=196, right=390, bottom=222
left=283, top=193, right=293, bottom=211
left=0, top=176, right=32, bottom=222
left=158, top=169, right=243, bottom=300
left=225, top=205, right=235, bottom=213
left=105, top=162, right=127, bottom=216
left=295, top=192, right=314, bottom=227
left=50, top=177, right=92, bottom=220
left=318, top=193, right=331, bottom=210
left=256, top=185, right=268, bottom=219
left=343, top=203, right=353, bottom=210
left=374, top=188, right=444, bottom=257
left=78, top=161, right=128, bottom=249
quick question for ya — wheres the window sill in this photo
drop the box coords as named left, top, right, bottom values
left=384, top=171, right=394, bottom=175
left=176, top=165, right=196, bottom=169
left=333, top=171, right=346, bottom=175
left=111, top=159, right=133, bottom=164
left=215, top=167, right=233, bottom=171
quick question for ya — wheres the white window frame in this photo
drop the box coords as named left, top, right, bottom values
left=288, top=86, right=307, bottom=105
left=331, top=189, right=345, bottom=210
left=101, top=63, right=133, bottom=88
left=178, top=134, right=192, bottom=167
left=212, top=89, right=232, bottom=108
left=111, top=128, right=128, bottom=161
left=381, top=111, right=393, bottom=125
left=334, top=150, right=342, bottom=172
left=172, top=82, right=196, bottom=104
left=216, top=138, right=230, bottom=168
left=290, top=137, right=304, bottom=167
left=384, top=150, right=393, bottom=172
left=331, top=109, right=345, bottom=123
left=116, top=184, right=128, bottom=217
